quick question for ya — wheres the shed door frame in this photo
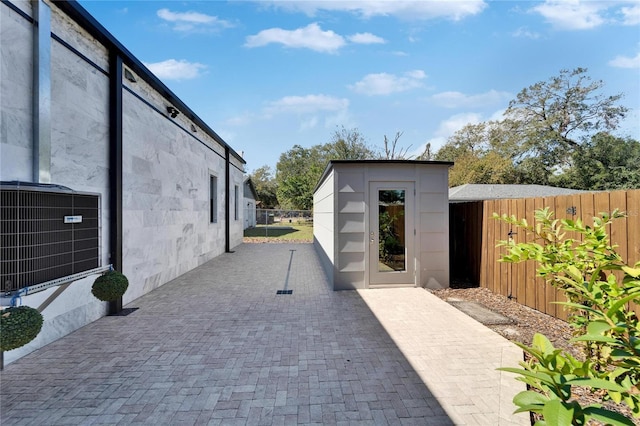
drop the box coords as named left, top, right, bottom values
left=368, top=181, right=415, bottom=286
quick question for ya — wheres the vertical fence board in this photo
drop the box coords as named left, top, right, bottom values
left=555, top=194, right=578, bottom=322
left=580, top=192, right=596, bottom=228
left=522, top=197, right=534, bottom=310
left=594, top=191, right=612, bottom=238
left=610, top=191, right=629, bottom=262
left=498, top=200, right=511, bottom=298
left=609, top=191, right=628, bottom=286
left=532, top=197, right=546, bottom=314
left=542, top=196, right=558, bottom=318
left=488, top=199, right=499, bottom=294
left=481, top=200, right=493, bottom=292
left=625, top=190, right=640, bottom=316
left=514, top=198, right=527, bottom=307
left=627, top=190, right=640, bottom=265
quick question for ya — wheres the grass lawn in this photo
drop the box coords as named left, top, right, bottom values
left=243, top=222, right=313, bottom=241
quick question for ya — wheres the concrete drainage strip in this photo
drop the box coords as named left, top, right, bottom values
left=446, top=299, right=513, bottom=325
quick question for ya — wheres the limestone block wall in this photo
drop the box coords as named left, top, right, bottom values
left=0, top=0, right=245, bottom=364
left=1, top=0, right=35, bottom=181
left=121, top=68, right=244, bottom=303
left=0, top=0, right=110, bottom=364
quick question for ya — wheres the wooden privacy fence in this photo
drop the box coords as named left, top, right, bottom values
left=478, top=189, right=640, bottom=321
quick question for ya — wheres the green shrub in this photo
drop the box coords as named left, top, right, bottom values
left=0, top=306, right=44, bottom=351
left=91, top=271, right=128, bottom=302
left=495, top=208, right=640, bottom=425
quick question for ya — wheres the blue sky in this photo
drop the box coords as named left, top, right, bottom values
left=79, top=0, right=640, bottom=173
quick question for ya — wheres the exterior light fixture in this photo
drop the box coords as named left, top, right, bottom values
left=166, top=106, right=179, bottom=118
left=124, top=68, right=136, bottom=82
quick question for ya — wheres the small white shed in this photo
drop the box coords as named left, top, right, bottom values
left=313, top=160, right=453, bottom=291
left=244, top=177, right=258, bottom=229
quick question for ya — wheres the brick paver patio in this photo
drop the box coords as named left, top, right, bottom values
left=0, top=243, right=528, bottom=425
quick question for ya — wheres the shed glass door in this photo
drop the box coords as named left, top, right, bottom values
left=369, top=182, right=415, bottom=285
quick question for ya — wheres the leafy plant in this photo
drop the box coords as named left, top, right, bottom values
left=495, top=208, right=640, bottom=425
left=92, top=271, right=129, bottom=302
left=1, top=306, right=44, bottom=351
left=379, top=210, right=404, bottom=262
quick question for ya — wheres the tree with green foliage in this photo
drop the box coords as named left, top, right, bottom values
left=276, top=145, right=323, bottom=210
left=325, top=126, right=377, bottom=160
left=496, top=209, right=640, bottom=425
left=434, top=121, right=519, bottom=186
left=505, top=67, right=628, bottom=183
left=553, top=133, right=640, bottom=190
left=435, top=69, right=631, bottom=188
left=250, top=165, right=279, bottom=208
left=276, top=127, right=377, bottom=210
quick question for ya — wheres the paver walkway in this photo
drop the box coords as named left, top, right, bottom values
left=0, top=243, right=528, bottom=425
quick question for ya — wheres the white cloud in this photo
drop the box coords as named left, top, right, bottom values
left=530, top=1, right=640, bottom=30
left=349, top=70, right=426, bottom=95
left=434, top=113, right=483, bottom=138
left=265, top=94, right=349, bottom=115
left=260, top=94, right=352, bottom=131
left=143, top=59, right=207, bottom=81
left=512, top=26, right=540, bottom=39
left=609, top=52, right=640, bottom=68
left=621, top=4, right=640, bottom=25
left=157, top=8, right=233, bottom=32
left=348, top=32, right=385, bottom=44
left=223, top=113, right=253, bottom=127
left=245, top=23, right=345, bottom=53
left=417, top=112, right=484, bottom=154
left=224, top=95, right=350, bottom=131
left=430, top=90, right=512, bottom=109
left=531, top=0, right=606, bottom=30
left=261, top=1, right=487, bottom=21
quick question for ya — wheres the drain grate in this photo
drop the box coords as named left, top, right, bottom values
left=276, top=290, right=293, bottom=295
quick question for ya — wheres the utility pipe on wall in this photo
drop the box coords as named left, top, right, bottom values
left=225, top=146, right=232, bottom=253
left=32, top=0, right=52, bottom=184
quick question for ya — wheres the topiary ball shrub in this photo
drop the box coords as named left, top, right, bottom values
left=1, top=306, right=44, bottom=351
left=92, top=271, right=128, bottom=302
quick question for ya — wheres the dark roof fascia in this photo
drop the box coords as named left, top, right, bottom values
left=327, top=159, right=454, bottom=166
left=313, top=159, right=454, bottom=194
left=53, top=0, right=245, bottom=165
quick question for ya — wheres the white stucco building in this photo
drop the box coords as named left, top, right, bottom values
left=1, top=0, right=245, bottom=364
left=313, top=160, right=452, bottom=291
left=243, top=177, right=258, bottom=229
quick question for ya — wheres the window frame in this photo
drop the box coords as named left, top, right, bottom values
left=209, top=175, right=218, bottom=224
left=234, top=185, right=239, bottom=221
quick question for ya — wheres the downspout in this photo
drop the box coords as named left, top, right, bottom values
left=32, top=0, right=51, bottom=183
left=225, top=146, right=232, bottom=253
left=4, top=0, right=51, bottom=370
left=108, top=52, right=123, bottom=313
